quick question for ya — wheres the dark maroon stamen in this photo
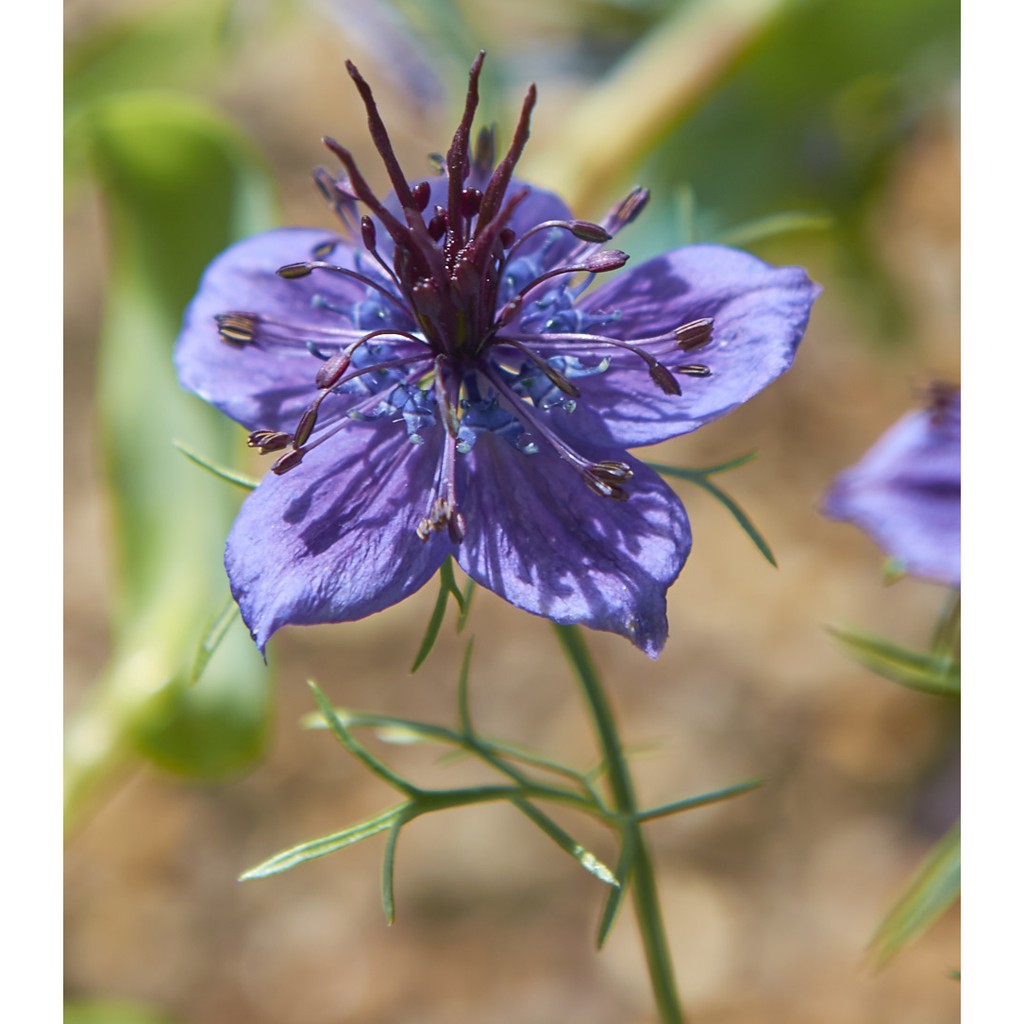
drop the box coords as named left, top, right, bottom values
left=445, top=53, right=486, bottom=253
left=476, top=83, right=537, bottom=231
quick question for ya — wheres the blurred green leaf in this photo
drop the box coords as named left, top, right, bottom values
left=712, top=209, right=833, bottom=247
left=829, top=625, right=960, bottom=697
left=637, top=0, right=958, bottom=337
left=648, top=0, right=957, bottom=218
left=870, top=821, right=960, bottom=966
left=65, top=1000, right=175, bottom=1024
left=66, top=0, right=232, bottom=105
left=66, top=93, right=277, bottom=822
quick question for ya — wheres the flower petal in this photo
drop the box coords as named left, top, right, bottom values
left=570, top=244, right=820, bottom=446
left=226, top=419, right=452, bottom=650
left=822, top=395, right=960, bottom=586
left=176, top=227, right=409, bottom=431
left=454, top=436, right=691, bottom=656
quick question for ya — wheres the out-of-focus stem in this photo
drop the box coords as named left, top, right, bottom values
left=64, top=648, right=174, bottom=834
left=554, top=624, right=685, bottom=1024
left=524, top=0, right=785, bottom=213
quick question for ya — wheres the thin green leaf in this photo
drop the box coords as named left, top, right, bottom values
left=381, top=817, right=403, bottom=925
left=410, top=559, right=466, bottom=672
left=870, top=822, right=960, bottom=967
left=308, top=683, right=420, bottom=795
left=649, top=461, right=777, bottom=567
left=829, top=626, right=960, bottom=697
left=649, top=452, right=758, bottom=479
left=597, top=840, right=636, bottom=948
left=188, top=597, right=241, bottom=685
left=173, top=438, right=258, bottom=490
left=410, top=572, right=452, bottom=673
left=441, top=558, right=465, bottom=611
left=304, top=702, right=603, bottom=807
left=713, top=210, right=832, bottom=247
left=457, top=639, right=475, bottom=734
left=302, top=708, right=464, bottom=748
left=513, top=798, right=619, bottom=888
left=636, top=779, right=764, bottom=823
left=240, top=806, right=406, bottom=880
left=456, top=578, right=476, bottom=632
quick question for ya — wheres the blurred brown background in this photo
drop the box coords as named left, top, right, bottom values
left=65, top=1, right=959, bottom=1021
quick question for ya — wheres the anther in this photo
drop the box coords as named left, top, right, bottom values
left=606, top=187, right=650, bottom=231
left=569, top=221, right=612, bottom=243
left=499, top=228, right=516, bottom=249
left=461, top=188, right=483, bottom=217
left=271, top=448, right=305, bottom=475
left=591, top=461, right=633, bottom=481
left=416, top=497, right=454, bottom=541
left=674, top=318, right=714, bottom=352
left=448, top=511, right=467, bottom=544
left=312, top=240, right=337, bottom=260
left=292, top=406, right=320, bottom=448
left=248, top=430, right=292, bottom=453
left=315, top=351, right=352, bottom=390
left=649, top=361, right=682, bottom=395
left=277, top=262, right=314, bottom=279
left=582, top=468, right=628, bottom=501
left=216, top=312, right=258, bottom=346
left=583, top=250, right=629, bottom=273
left=675, top=364, right=712, bottom=378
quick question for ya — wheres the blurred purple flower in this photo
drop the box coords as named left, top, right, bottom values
left=176, top=55, right=820, bottom=656
left=823, top=385, right=960, bottom=586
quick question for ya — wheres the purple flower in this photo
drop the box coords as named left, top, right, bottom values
left=175, top=55, right=820, bottom=657
left=822, top=385, right=960, bottom=586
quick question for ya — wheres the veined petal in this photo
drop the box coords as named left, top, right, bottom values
left=176, top=227, right=410, bottom=431
left=226, top=419, right=452, bottom=650
left=570, top=245, right=820, bottom=446
left=454, top=436, right=691, bottom=657
left=822, top=396, right=960, bottom=586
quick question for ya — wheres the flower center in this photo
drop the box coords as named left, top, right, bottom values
left=214, top=53, right=717, bottom=540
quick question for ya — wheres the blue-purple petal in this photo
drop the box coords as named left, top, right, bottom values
left=454, top=436, right=691, bottom=656
left=569, top=244, right=820, bottom=447
left=822, top=394, right=960, bottom=586
left=175, top=228, right=397, bottom=431
left=226, top=419, right=452, bottom=650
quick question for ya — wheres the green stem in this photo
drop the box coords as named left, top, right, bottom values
left=554, top=624, right=685, bottom=1024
